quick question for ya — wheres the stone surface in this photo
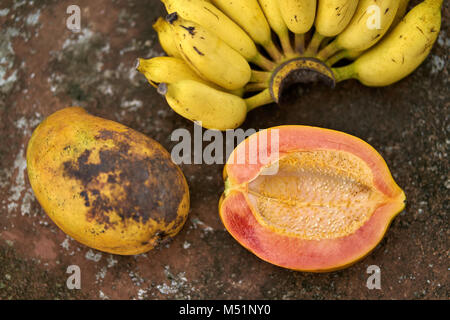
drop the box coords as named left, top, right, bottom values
left=0, top=0, right=448, bottom=299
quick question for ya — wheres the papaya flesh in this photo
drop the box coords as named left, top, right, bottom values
left=219, top=126, right=405, bottom=272
left=26, top=107, right=190, bottom=255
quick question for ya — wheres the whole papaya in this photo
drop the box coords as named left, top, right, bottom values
left=26, top=107, right=189, bottom=255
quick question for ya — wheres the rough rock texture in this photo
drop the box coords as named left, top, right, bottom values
left=0, top=0, right=448, bottom=299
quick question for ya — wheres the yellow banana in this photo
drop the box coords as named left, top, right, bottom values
left=315, top=0, right=359, bottom=36
left=306, top=0, right=359, bottom=55
left=278, top=0, right=317, bottom=34
left=210, top=0, right=282, bottom=61
left=278, top=0, right=317, bottom=53
left=153, top=17, right=182, bottom=58
left=136, top=56, right=246, bottom=97
left=161, top=0, right=274, bottom=70
left=318, top=0, right=400, bottom=60
left=258, top=0, right=294, bottom=56
left=168, top=13, right=251, bottom=91
left=158, top=80, right=248, bottom=131
left=333, top=0, right=443, bottom=87
left=136, top=56, right=210, bottom=86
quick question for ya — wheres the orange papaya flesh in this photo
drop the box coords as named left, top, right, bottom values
left=27, top=107, right=190, bottom=255
left=220, top=126, right=405, bottom=272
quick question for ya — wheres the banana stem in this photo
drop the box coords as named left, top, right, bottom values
left=317, top=40, right=340, bottom=61
left=305, top=32, right=326, bottom=57
left=250, top=70, right=272, bottom=83
left=244, top=82, right=269, bottom=92
left=332, top=65, right=357, bottom=83
left=326, top=50, right=362, bottom=67
left=264, top=40, right=283, bottom=62
left=279, top=31, right=295, bottom=57
left=326, top=51, right=348, bottom=67
left=245, top=89, right=274, bottom=112
left=252, top=53, right=277, bottom=71
left=295, top=34, right=305, bottom=54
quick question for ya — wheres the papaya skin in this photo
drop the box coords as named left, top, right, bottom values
left=220, top=126, right=406, bottom=272
left=220, top=191, right=404, bottom=272
left=26, top=107, right=190, bottom=255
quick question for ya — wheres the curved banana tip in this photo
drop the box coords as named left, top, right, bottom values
left=157, top=83, right=168, bottom=96
left=152, top=18, right=161, bottom=30
left=165, top=12, right=178, bottom=24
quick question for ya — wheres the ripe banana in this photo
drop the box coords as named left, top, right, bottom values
left=153, top=17, right=182, bottom=59
left=318, top=0, right=400, bottom=60
left=158, top=80, right=248, bottom=131
left=333, top=0, right=443, bottom=87
left=258, top=0, right=294, bottom=56
left=143, top=0, right=442, bottom=130
left=168, top=13, right=251, bottom=91
left=210, top=0, right=282, bottom=61
left=306, top=0, right=359, bottom=55
left=161, top=0, right=274, bottom=70
left=278, top=0, right=317, bottom=34
left=315, top=0, right=359, bottom=37
left=136, top=56, right=210, bottom=86
left=278, top=0, right=317, bottom=53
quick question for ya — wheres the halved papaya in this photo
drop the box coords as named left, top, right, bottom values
left=219, top=126, right=406, bottom=272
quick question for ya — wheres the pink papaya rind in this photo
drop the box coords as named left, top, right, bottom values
left=220, top=191, right=405, bottom=272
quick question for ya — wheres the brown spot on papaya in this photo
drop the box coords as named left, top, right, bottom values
left=63, top=130, right=186, bottom=229
left=95, top=129, right=117, bottom=141
left=107, top=174, right=116, bottom=183
left=80, top=191, right=90, bottom=207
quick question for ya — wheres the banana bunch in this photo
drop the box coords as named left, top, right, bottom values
left=137, top=0, right=443, bottom=131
